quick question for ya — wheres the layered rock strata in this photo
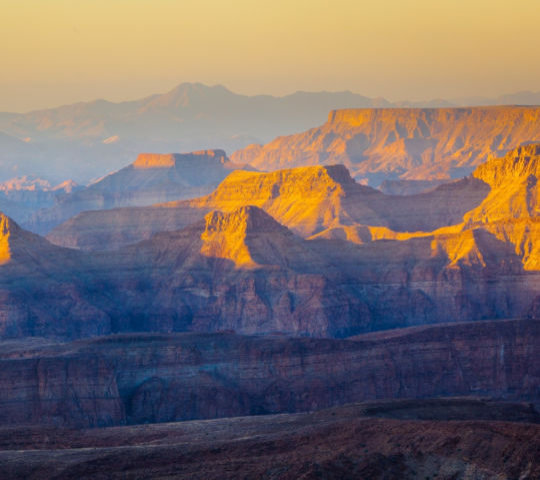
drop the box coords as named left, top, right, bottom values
left=0, top=319, right=537, bottom=427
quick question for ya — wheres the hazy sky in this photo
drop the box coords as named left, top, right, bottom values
left=2, top=0, right=540, bottom=112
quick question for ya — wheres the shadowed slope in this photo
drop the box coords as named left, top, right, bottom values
left=0, top=212, right=110, bottom=339
left=0, top=320, right=538, bottom=428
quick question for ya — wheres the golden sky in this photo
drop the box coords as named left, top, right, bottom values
left=2, top=0, right=540, bottom=112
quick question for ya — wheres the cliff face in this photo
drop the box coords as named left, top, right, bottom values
left=99, top=206, right=530, bottom=336
left=3, top=145, right=540, bottom=339
left=0, top=213, right=111, bottom=339
left=231, top=107, right=540, bottom=184
left=463, top=143, right=540, bottom=270
left=25, top=150, right=249, bottom=234
left=46, top=164, right=489, bottom=249
left=0, top=319, right=537, bottom=427
left=2, top=202, right=534, bottom=340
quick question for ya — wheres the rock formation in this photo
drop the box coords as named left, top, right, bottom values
left=26, top=149, right=250, bottom=234
left=0, top=212, right=110, bottom=339
left=1, top=144, right=540, bottom=338
left=46, top=164, right=489, bottom=249
left=0, top=84, right=394, bottom=183
left=0, top=319, right=537, bottom=428
left=231, top=106, right=540, bottom=184
left=0, top=176, right=77, bottom=225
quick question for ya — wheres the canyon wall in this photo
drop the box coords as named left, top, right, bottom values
left=231, top=107, right=540, bottom=184
left=0, top=319, right=537, bottom=427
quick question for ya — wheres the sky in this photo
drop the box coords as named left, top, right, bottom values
left=2, top=0, right=540, bottom=112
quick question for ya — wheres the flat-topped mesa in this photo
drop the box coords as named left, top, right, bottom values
left=199, top=164, right=358, bottom=206
left=233, top=106, right=540, bottom=183
left=27, top=149, right=236, bottom=234
left=187, top=164, right=377, bottom=237
left=326, top=106, right=540, bottom=129
left=133, top=149, right=228, bottom=169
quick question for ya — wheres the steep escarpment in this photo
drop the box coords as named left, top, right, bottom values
left=47, top=164, right=489, bottom=250
left=26, top=149, right=249, bottom=234
left=82, top=204, right=534, bottom=336
left=462, top=143, right=540, bottom=270
left=7, top=148, right=540, bottom=339
left=231, top=106, right=540, bottom=184
left=0, top=212, right=111, bottom=339
left=14, top=202, right=528, bottom=339
left=0, top=319, right=537, bottom=427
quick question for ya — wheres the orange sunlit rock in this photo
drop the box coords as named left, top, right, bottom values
left=232, top=107, right=540, bottom=183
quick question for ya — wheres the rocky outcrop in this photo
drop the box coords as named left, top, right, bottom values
left=0, top=319, right=537, bottom=427
left=231, top=106, right=540, bottom=184
left=462, top=143, right=540, bottom=270
left=46, top=164, right=489, bottom=250
left=0, top=213, right=111, bottom=339
left=4, top=145, right=540, bottom=340
left=26, top=149, right=250, bottom=234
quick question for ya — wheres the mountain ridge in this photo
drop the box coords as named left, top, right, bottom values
left=3, top=83, right=540, bottom=184
left=232, top=106, right=540, bottom=184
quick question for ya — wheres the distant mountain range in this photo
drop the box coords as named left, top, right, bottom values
left=1, top=83, right=539, bottom=184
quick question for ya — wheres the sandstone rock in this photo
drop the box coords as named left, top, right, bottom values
left=25, top=149, right=251, bottom=234
left=231, top=106, right=540, bottom=184
left=0, top=213, right=111, bottom=339
left=0, top=319, right=537, bottom=427
left=46, top=164, right=489, bottom=250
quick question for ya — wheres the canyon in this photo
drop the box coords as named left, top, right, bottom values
left=0, top=84, right=392, bottom=183
left=1, top=105, right=539, bottom=478
left=232, top=106, right=540, bottom=185
left=0, top=143, right=537, bottom=340
left=0, top=319, right=537, bottom=428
